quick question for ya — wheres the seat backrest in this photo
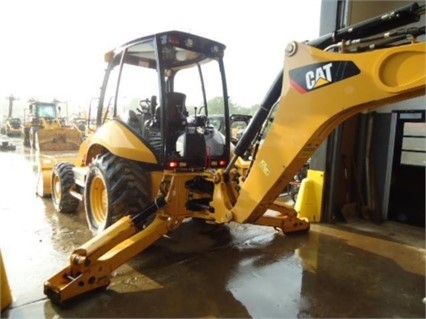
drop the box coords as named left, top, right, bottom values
left=166, top=92, right=187, bottom=131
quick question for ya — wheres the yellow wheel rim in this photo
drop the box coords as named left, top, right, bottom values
left=90, top=175, right=108, bottom=225
left=52, top=174, right=61, bottom=203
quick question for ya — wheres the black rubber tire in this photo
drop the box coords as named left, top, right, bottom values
left=30, top=127, right=37, bottom=149
left=84, top=152, right=150, bottom=235
left=23, top=128, right=31, bottom=147
left=51, top=162, right=80, bottom=213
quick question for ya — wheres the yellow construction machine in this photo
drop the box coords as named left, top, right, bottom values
left=209, top=113, right=253, bottom=147
left=3, top=117, right=22, bottom=137
left=2, top=95, right=23, bottom=137
left=23, top=101, right=82, bottom=151
left=44, top=2, right=425, bottom=305
left=23, top=101, right=83, bottom=197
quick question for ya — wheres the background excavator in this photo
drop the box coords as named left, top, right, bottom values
left=44, top=2, right=425, bottom=305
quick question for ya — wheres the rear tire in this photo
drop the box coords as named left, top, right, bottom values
left=52, top=162, right=80, bottom=213
left=84, top=153, right=150, bottom=235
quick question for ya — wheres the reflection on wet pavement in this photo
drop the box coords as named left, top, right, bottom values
left=0, top=141, right=92, bottom=308
left=1, top=137, right=425, bottom=318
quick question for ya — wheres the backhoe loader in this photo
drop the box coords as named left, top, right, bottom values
left=44, top=2, right=425, bottom=305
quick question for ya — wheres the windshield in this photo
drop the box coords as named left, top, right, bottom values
left=36, top=104, right=57, bottom=118
left=9, top=118, right=21, bottom=125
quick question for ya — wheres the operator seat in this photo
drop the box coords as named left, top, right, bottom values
left=165, top=92, right=188, bottom=154
left=166, top=92, right=187, bottom=130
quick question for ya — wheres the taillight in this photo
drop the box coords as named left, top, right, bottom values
left=168, top=161, right=178, bottom=169
left=209, top=159, right=227, bottom=168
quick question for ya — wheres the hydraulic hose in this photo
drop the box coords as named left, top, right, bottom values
left=232, top=71, right=283, bottom=159
left=131, top=196, right=167, bottom=230
left=309, top=2, right=422, bottom=49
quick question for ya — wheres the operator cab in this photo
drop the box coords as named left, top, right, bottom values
left=29, top=102, right=58, bottom=120
left=97, top=30, right=230, bottom=170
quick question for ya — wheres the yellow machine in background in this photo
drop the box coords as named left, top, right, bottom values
left=22, top=101, right=83, bottom=197
left=23, top=101, right=82, bottom=151
left=2, top=118, right=22, bottom=137
left=1, top=95, right=22, bottom=138
left=209, top=114, right=252, bottom=144
left=43, top=2, right=425, bottom=305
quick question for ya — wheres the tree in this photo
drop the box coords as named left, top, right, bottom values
left=247, top=103, right=261, bottom=115
left=207, top=96, right=226, bottom=115
left=207, top=96, right=256, bottom=115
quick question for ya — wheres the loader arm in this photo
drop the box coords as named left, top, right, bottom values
left=228, top=41, right=425, bottom=223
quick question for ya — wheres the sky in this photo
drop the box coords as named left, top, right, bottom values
left=0, top=0, right=321, bottom=119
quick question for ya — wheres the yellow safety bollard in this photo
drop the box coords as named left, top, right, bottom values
left=1, top=249, right=12, bottom=312
left=295, top=169, right=324, bottom=222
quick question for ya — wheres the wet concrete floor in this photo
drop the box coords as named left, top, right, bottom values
left=0, top=136, right=425, bottom=318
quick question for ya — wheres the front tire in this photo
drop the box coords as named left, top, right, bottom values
left=30, top=127, right=38, bottom=149
left=84, top=152, right=150, bottom=234
left=23, top=127, right=31, bottom=147
left=52, top=162, right=80, bottom=213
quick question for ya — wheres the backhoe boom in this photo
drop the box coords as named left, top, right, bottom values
left=228, top=41, right=426, bottom=224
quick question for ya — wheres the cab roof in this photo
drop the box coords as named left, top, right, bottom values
left=104, top=30, right=226, bottom=69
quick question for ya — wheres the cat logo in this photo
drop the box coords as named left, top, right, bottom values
left=306, top=63, right=333, bottom=89
left=289, top=61, right=361, bottom=94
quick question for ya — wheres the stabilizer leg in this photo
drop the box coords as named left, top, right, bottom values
left=44, top=212, right=174, bottom=305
